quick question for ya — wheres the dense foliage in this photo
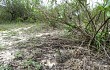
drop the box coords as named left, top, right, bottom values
left=0, top=0, right=40, bottom=22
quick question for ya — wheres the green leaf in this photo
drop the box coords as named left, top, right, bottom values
left=105, top=0, right=110, bottom=7
left=106, top=11, right=110, bottom=17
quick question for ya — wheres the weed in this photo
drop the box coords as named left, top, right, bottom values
left=23, top=59, right=42, bottom=70
left=0, top=64, right=13, bottom=70
left=8, top=31, right=17, bottom=36
left=0, top=45, right=5, bottom=50
left=14, top=51, right=23, bottom=60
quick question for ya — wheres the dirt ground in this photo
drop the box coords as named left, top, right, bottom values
left=0, top=25, right=110, bottom=70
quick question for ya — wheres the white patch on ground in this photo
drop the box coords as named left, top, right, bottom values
left=41, top=59, right=56, bottom=68
left=0, top=25, right=34, bottom=46
left=0, top=50, right=18, bottom=65
left=0, top=25, right=35, bottom=65
left=0, top=25, right=64, bottom=66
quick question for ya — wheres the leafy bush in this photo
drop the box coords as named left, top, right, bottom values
left=0, top=0, right=40, bottom=22
left=43, top=0, right=110, bottom=53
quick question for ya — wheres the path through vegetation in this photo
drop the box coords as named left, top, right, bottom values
left=0, top=24, right=110, bottom=70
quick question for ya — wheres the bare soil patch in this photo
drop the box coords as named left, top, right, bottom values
left=0, top=25, right=110, bottom=70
